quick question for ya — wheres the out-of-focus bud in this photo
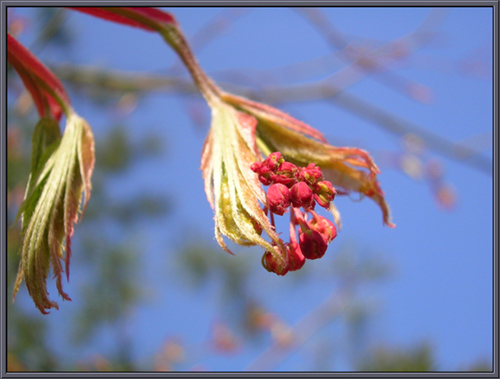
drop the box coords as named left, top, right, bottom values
left=245, top=303, right=275, bottom=332
left=250, top=161, right=263, bottom=172
left=211, top=322, right=240, bottom=353
left=270, top=321, right=294, bottom=347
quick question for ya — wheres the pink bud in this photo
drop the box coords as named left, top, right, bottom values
left=251, top=162, right=274, bottom=185
left=257, top=166, right=274, bottom=185
left=267, top=183, right=291, bottom=215
left=278, top=161, right=299, bottom=173
left=299, top=163, right=324, bottom=186
left=287, top=241, right=305, bottom=271
left=313, top=181, right=336, bottom=209
left=262, top=249, right=289, bottom=275
left=263, top=152, right=285, bottom=171
left=310, top=214, right=337, bottom=243
left=270, top=175, right=295, bottom=187
left=271, top=161, right=299, bottom=187
left=299, top=228, right=327, bottom=260
left=290, top=182, right=314, bottom=209
left=250, top=161, right=263, bottom=173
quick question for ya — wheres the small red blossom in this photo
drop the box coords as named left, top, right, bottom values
left=267, top=183, right=291, bottom=216
left=290, top=181, right=314, bottom=209
left=287, top=241, right=305, bottom=271
left=253, top=152, right=340, bottom=274
left=309, top=212, right=337, bottom=243
left=299, top=228, right=327, bottom=260
left=262, top=248, right=289, bottom=276
left=313, top=180, right=336, bottom=209
left=251, top=162, right=274, bottom=185
left=263, top=152, right=285, bottom=171
left=258, top=167, right=274, bottom=185
left=270, top=174, right=296, bottom=187
left=299, top=163, right=324, bottom=186
left=271, top=162, right=299, bottom=187
left=278, top=161, right=299, bottom=176
left=250, top=161, right=262, bottom=172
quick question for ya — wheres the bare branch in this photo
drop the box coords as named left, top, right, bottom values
left=52, top=63, right=492, bottom=175
left=296, top=8, right=448, bottom=102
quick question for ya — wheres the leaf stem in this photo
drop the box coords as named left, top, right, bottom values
left=160, top=25, right=222, bottom=105
left=33, top=75, right=73, bottom=117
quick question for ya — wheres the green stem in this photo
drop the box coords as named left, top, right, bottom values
left=99, top=8, right=222, bottom=105
left=256, top=138, right=272, bottom=157
left=34, top=75, right=73, bottom=117
left=160, top=25, right=221, bottom=105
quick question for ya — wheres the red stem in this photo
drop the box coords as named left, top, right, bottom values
left=69, top=7, right=176, bottom=32
left=69, top=7, right=221, bottom=103
left=7, top=51, right=48, bottom=118
left=7, top=33, right=71, bottom=119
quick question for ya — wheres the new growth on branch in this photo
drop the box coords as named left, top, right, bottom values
left=8, top=7, right=393, bottom=314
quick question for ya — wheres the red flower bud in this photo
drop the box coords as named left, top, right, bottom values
left=313, top=181, right=336, bottom=209
left=287, top=241, right=305, bottom=271
left=299, top=163, right=324, bottom=186
left=271, top=176, right=294, bottom=187
left=271, top=161, right=299, bottom=187
left=267, top=183, right=291, bottom=215
left=299, top=228, right=327, bottom=260
left=251, top=162, right=273, bottom=185
left=263, top=152, right=284, bottom=171
left=262, top=249, right=289, bottom=275
left=250, top=161, right=263, bottom=173
left=310, top=214, right=337, bottom=243
left=257, top=166, right=274, bottom=185
left=278, top=161, right=299, bottom=174
left=290, top=181, right=314, bottom=209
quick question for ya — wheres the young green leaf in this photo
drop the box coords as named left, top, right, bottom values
left=13, top=113, right=95, bottom=314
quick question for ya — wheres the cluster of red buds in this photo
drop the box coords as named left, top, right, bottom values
left=251, top=152, right=337, bottom=275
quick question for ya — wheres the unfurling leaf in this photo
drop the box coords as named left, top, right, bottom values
left=224, top=92, right=395, bottom=228
left=67, top=7, right=394, bottom=274
left=201, top=101, right=284, bottom=257
left=13, top=113, right=95, bottom=314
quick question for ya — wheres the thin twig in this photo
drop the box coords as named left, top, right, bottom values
left=52, top=63, right=492, bottom=175
left=243, top=83, right=492, bottom=175
left=296, top=8, right=448, bottom=102
left=246, top=285, right=352, bottom=371
left=168, top=8, right=250, bottom=76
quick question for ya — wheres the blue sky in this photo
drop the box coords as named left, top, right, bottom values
left=9, top=7, right=493, bottom=371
